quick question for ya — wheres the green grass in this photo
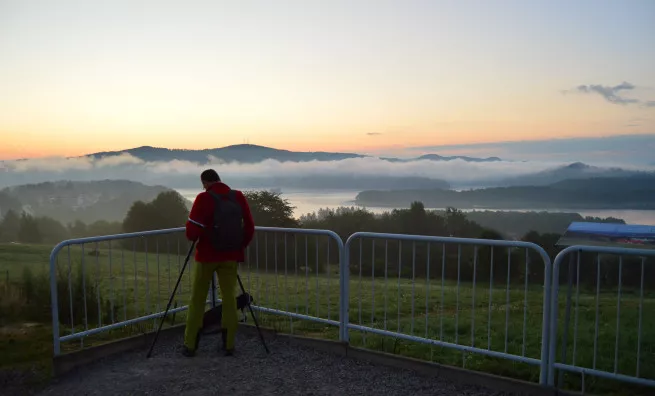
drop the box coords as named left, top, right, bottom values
left=1, top=241, right=654, bottom=395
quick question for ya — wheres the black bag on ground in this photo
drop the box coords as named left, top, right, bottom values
left=201, top=292, right=254, bottom=333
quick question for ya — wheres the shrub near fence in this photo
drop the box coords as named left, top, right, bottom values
left=0, top=263, right=117, bottom=328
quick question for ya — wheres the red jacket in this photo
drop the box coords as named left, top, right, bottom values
left=185, top=182, right=255, bottom=263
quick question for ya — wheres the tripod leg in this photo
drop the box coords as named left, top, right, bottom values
left=146, top=241, right=196, bottom=358
left=237, top=274, right=270, bottom=354
left=211, top=273, right=217, bottom=308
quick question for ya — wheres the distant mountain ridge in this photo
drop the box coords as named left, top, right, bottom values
left=80, top=145, right=654, bottom=190
left=84, top=144, right=503, bottom=164
left=493, top=162, right=648, bottom=187
left=86, top=144, right=365, bottom=164
left=381, top=154, right=502, bottom=163
left=355, top=174, right=655, bottom=210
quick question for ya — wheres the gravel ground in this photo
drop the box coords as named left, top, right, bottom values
left=34, top=332, right=524, bottom=396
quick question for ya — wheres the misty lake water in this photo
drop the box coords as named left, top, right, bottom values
left=176, top=189, right=655, bottom=226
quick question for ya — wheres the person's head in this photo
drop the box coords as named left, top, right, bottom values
left=200, top=169, right=221, bottom=190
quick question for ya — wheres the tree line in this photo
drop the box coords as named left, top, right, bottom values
left=0, top=210, right=123, bottom=244
left=1, top=190, right=650, bottom=289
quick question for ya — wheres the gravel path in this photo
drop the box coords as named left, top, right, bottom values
left=36, top=332, right=523, bottom=396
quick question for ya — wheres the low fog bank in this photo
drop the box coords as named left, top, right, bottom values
left=1, top=154, right=653, bottom=190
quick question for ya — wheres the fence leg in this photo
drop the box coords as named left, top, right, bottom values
left=547, top=250, right=565, bottom=387
left=49, top=247, right=62, bottom=356
left=339, top=244, right=350, bottom=342
left=558, top=254, right=575, bottom=387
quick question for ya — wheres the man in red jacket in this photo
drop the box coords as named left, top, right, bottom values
left=183, top=169, right=255, bottom=357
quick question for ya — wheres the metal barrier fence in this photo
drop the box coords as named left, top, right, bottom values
left=48, top=227, right=655, bottom=393
left=233, top=226, right=344, bottom=336
left=343, top=232, right=553, bottom=385
left=547, top=245, right=655, bottom=392
left=50, top=227, right=191, bottom=355
left=49, top=226, right=343, bottom=355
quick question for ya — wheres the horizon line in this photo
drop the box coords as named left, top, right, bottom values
left=2, top=132, right=654, bottom=161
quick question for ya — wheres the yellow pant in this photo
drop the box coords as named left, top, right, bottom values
left=184, top=261, right=238, bottom=351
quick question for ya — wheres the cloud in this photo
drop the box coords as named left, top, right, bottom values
left=573, top=81, right=638, bottom=105
left=95, top=153, right=145, bottom=167
left=4, top=153, right=143, bottom=172
left=563, top=81, right=655, bottom=108
left=1, top=152, right=653, bottom=191
left=366, top=132, right=383, bottom=136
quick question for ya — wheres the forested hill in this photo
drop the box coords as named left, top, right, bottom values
left=0, top=180, right=183, bottom=224
left=84, top=144, right=503, bottom=164
left=86, top=144, right=364, bottom=164
left=493, top=162, right=648, bottom=187
left=355, top=175, right=655, bottom=210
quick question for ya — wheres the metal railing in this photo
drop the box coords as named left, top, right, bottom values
left=547, top=245, right=655, bottom=392
left=343, top=232, right=553, bottom=385
left=48, top=227, right=655, bottom=393
left=49, top=226, right=343, bottom=355
left=236, top=226, right=344, bottom=335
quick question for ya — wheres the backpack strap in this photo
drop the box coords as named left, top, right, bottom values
left=208, top=189, right=234, bottom=200
left=207, top=189, right=241, bottom=225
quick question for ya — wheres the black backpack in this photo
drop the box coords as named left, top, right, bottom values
left=207, top=189, right=244, bottom=252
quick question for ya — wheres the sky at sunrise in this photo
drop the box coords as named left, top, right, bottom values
left=1, top=0, right=654, bottom=160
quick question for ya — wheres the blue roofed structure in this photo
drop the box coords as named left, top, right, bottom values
left=556, top=221, right=655, bottom=249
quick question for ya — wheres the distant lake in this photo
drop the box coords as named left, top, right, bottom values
left=175, top=189, right=655, bottom=226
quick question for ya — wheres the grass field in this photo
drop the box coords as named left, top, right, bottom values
left=1, top=240, right=654, bottom=395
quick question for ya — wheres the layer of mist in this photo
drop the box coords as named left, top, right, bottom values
left=3, top=154, right=652, bottom=190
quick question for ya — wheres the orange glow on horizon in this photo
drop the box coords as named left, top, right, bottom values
left=2, top=1, right=654, bottom=161
left=2, top=87, right=653, bottom=160
left=3, top=127, right=654, bottom=161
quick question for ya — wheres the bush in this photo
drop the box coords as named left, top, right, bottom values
left=0, top=282, right=24, bottom=325
left=0, top=265, right=121, bottom=326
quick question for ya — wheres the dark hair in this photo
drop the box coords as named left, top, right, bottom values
left=200, top=169, right=220, bottom=182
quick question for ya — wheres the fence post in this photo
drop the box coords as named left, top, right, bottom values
left=548, top=250, right=566, bottom=386
left=558, top=253, right=576, bottom=387
left=49, top=242, right=65, bottom=356
left=339, top=238, right=350, bottom=343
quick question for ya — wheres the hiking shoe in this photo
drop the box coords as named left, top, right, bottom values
left=219, top=328, right=235, bottom=356
left=181, top=346, right=195, bottom=357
